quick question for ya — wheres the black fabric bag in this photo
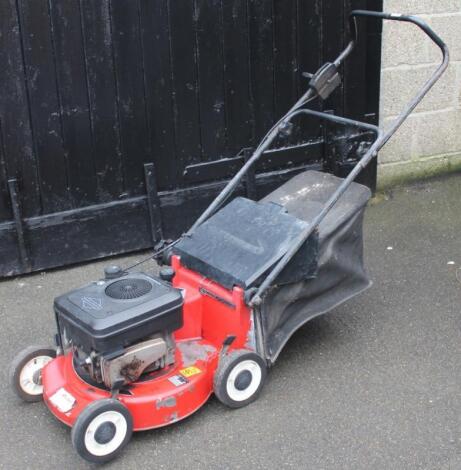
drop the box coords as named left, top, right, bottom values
left=260, top=170, right=372, bottom=362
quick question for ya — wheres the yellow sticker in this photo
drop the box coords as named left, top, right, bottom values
left=180, top=366, right=202, bottom=377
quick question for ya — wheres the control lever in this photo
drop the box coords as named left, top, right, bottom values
left=303, top=63, right=341, bottom=100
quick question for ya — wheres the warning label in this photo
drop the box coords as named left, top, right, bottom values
left=179, top=366, right=202, bottom=378
left=168, top=375, right=189, bottom=387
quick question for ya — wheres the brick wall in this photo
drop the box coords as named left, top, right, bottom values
left=379, top=0, right=461, bottom=186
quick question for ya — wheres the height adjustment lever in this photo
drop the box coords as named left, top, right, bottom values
left=303, top=62, right=341, bottom=100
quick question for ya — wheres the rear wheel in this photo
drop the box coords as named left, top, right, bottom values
left=9, top=345, right=56, bottom=402
left=214, top=350, right=267, bottom=408
left=71, top=399, right=133, bottom=464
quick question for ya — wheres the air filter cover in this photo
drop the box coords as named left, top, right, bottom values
left=105, top=278, right=153, bottom=299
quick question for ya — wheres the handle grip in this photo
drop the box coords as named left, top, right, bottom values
left=350, top=10, right=447, bottom=55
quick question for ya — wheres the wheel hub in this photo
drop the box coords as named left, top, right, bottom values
left=19, top=355, right=53, bottom=396
left=32, top=369, right=42, bottom=386
left=234, top=370, right=252, bottom=391
left=94, top=422, right=117, bottom=445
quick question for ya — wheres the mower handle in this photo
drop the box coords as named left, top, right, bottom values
left=249, top=12, right=449, bottom=307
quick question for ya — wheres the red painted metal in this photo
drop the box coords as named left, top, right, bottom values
left=41, top=256, right=253, bottom=431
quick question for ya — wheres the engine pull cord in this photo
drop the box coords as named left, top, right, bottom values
left=122, top=238, right=182, bottom=272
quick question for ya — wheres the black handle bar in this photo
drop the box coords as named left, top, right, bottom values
left=249, top=11, right=449, bottom=307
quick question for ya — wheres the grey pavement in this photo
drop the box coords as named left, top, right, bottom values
left=0, top=173, right=460, bottom=470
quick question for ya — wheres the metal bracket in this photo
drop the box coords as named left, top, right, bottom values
left=304, top=63, right=342, bottom=100
left=143, top=163, right=164, bottom=245
left=7, top=178, right=31, bottom=273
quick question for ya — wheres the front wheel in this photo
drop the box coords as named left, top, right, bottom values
left=9, top=345, right=56, bottom=402
left=214, top=350, right=267, bottom=408
left=71, top=399, right=133, bottom=464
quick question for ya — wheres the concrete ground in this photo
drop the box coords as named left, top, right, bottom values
left=0, top=173, right=460, bottom=470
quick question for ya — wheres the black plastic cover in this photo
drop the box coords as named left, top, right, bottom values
left=174, top=197, right=318, bottom=289
left=54, top=273, right=183, bottom=354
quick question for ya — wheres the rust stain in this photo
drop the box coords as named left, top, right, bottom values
left=177, top=341, right=216, bottom=367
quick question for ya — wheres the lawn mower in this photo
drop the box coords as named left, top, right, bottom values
left=10, top=11, right=448, bottom=464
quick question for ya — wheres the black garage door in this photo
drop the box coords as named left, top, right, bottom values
left=0, top=0, right=383, bottom=277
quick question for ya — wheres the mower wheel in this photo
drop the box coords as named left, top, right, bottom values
left=9, top=345, right=56, bottom=402
left=214, top=350, right=267, bottom=408
left=71, top=399, right=133, bottom=464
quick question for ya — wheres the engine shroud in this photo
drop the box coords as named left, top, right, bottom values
left=54, top=273, right=183, bottom=354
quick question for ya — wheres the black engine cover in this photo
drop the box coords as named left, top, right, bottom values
left=54, top=273, right=183, bottom=354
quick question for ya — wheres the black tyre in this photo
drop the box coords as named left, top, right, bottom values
left=213, top=350, right=267, bottom=409
left=9, top=345, right=56, bottom=402
left=71, top=399, right=133, bottom=464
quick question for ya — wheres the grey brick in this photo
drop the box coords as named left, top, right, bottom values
left=456, top=62, right=461, bottom=109
left=427, top=14, right=461, bottom=63
left=381, top=63, right=457, bottom=117
left=412, top=109, right=461, bottom=157
left=381, top=21, right=433, bottom=68
left=378, top=153, right=461, bottom=188
left=379, top=115, right=417, bottom=163
left=383, top=0, right=461, bottom=15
